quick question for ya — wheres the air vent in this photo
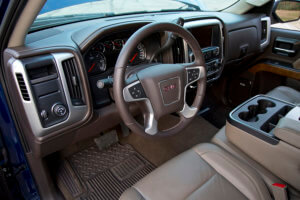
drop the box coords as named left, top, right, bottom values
left=62, top=58, right=84, bottom=106
left=16, top=73, right=30, bottom=101
left=172, top=38, right=184, bottom=63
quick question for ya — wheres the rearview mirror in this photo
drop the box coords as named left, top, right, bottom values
left=274, top=0, right=300, bottom=23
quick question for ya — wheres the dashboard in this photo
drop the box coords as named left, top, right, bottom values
left=4, top=11, right=270, bottom=157
left=83, top=19, right=224, bottom=108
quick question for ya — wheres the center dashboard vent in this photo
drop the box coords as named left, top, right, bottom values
left=16, top=73, right=30, bottom=101
left=62, top=58, right=84, bottom=106
left=172, top=38, right=185, bottom=63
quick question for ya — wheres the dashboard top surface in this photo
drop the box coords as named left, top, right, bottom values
left=24, top=11, right=263, bottom=54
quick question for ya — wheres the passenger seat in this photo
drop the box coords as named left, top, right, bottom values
left=266, top=86, right=300, bottom=104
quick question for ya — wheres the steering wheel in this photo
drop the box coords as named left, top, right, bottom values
left=113, top=22, right=206, bottom=136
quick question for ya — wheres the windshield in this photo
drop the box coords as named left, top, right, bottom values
left=31, top=0, right=238, bottom=32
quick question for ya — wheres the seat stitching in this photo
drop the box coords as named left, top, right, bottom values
left=184, top=173, right=217, bottom=199
left=193, top=147, right=269, bottom=200
left=133, top=157, right=217, bottom=200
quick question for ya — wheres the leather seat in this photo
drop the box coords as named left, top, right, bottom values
left=120, top=143, right=271, bottom=200
left=266, top=86, right=300, bottom=104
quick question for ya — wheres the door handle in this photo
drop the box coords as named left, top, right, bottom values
left=273, top=37, right=299, bottom=57
left=274, top=47, right=296, bottom=54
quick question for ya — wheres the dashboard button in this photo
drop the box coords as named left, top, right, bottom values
left=52, top=104, right=67, bottom=117
left=40, top=110, right=48, bottom=120
left=128, top=83, right=146, bottom=99
left=187, top=68, right=200, bottom=83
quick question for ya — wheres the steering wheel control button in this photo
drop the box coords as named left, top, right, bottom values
left=187, top=68, right=200, bottom=83
left=52, top=104, right=67, bottom=117
left=128, top=83, right=146, bottom=99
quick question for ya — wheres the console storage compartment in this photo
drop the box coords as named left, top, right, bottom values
left=226, top=95, right=300, bottom=191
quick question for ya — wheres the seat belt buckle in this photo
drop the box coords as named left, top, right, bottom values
left=272, top=183, right=288, bottom=200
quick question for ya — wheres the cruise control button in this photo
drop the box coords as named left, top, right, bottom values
left=187, top=68, right=200, bottom=83
left=128, top=83, right=146, bottom=99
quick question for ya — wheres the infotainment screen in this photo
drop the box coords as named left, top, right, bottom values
left=189, top=25, right=214, bottom=48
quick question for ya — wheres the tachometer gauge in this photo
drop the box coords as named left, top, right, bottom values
left=87, top=52, right=106, bottom=74
left=113, top=39, right=124, bottom=50
left=129, top=43, right=146, bottom=65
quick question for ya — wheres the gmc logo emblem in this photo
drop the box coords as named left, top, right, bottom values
left=163, top=84, right=176, bottom=92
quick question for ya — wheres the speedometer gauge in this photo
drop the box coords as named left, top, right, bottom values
left=129, top=43, right=146, bottom=65
left=113, top=39, right=124, bottom=50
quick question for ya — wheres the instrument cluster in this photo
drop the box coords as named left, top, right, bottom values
left=84, top=38, right=147, bottom=76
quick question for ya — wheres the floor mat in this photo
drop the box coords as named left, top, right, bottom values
left=120, top=115, right=219, bottom=166
left=56, top=144, right=155, bottom=200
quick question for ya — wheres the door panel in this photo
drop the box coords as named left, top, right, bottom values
left=244, top=27, right=300, bottom=98
left=261, top=27, right=300, bottom=69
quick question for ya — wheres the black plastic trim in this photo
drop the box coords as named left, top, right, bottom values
left=227, top=95, right=295, bottom=145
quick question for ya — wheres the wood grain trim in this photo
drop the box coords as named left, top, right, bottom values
left=248, top=63, right=300, bottom=80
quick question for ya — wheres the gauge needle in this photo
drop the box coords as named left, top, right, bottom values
left=130, top=53, right=138, bottom=63
left=88, top=63, right=95, bottom=72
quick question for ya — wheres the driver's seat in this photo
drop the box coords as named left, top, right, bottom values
left=120, top=143, right=271, bottom=200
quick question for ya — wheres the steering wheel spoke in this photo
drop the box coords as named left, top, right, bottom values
left=185, top=65, right=205, bottom=84
left=178, top=66, right=205, bottom=118
left=123, top=80, right=147, bottom=102
left=143, top=99, right=158, bottom=135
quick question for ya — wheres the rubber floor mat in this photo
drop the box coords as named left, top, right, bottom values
left=57, top=144, right=155, bottom=200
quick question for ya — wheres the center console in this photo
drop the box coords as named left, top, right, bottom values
left=228, top=95, right=294, bottom=145
left=226, top=95, right=300, bottom=190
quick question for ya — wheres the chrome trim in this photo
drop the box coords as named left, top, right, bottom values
left=11, top=53, right=88, bottom=138
left=179, top=66, right=205, bottom=118
left=260, top=17, right=271, bottom=49
left=274, top=47, right=295, bottom=54
left=144, top=99, right=158, bottom=135
left=183, top=19, right=224, bottom=64
left=123, top=81, right=157, bottom=135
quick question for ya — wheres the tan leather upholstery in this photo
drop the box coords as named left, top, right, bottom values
left=120, top=143, right=271, bottom=200
left=213, top=126, right=300, bottom=199
left=274, top=106, right=300, bottom=149
left=212, top=127, right=284, bottom=194
left=266, top=86, right=300, bottom=104
left=226, top=122, right=300, bottom=191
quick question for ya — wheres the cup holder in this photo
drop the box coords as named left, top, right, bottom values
left=257, top=99, right=276, bottom=108
left=238, top=99, right=276, bottom=122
